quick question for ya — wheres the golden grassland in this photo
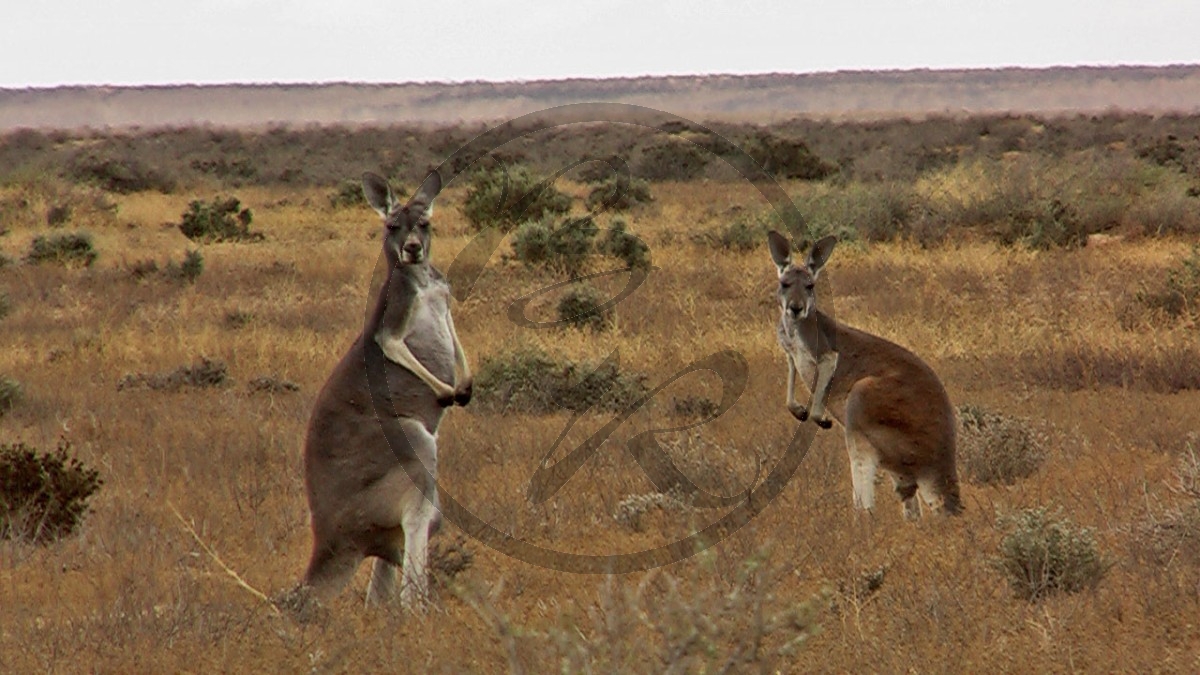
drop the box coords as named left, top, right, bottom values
left=2, top=178, right=1200, bottom=672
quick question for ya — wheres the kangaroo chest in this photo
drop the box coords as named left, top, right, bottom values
left=406, top=281, right=454, bottom=359
left=777, top=319, right=820, bottom=386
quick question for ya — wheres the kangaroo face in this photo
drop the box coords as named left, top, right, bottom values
left=383, top=202, right=432, bottom=265
left=777, top=264, right=818, bottom=320
left=363, top=170, right=443, bottom=266
left=767, top=230, right=837, bottom=322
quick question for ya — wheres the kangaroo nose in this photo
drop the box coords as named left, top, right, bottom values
left=787, top=304, right=802, bottom=317
left=404, top=240, right=422, bottom=255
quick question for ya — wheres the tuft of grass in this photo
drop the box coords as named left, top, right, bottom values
left=0, top=440, right=102, bottom=544
left=557, top=283, right=614, bottom=332
left=613, top=488, right=691, bottom=532
left=957, top=404, right=1047, bottom=485
left=994, top=507, right=1106, bottom=601
left=1133, top=246, right=1200, bottom=321
left=473, top=346, right=648, bottom=414
left=117, top=357, right=229, bottom=392
left=669, top=394, right=719, bottom=419
left=177, top=197, right=262, bottom=243
left=0, top=291, right=10, bottom=321
left=26, top=231, right=97, bottom=267
left=0, top=376, right=21, bottom=416
left=460, top=549, right=824, bottom=672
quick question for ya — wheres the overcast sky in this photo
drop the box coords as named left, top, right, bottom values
left=2, top=1, right=1198, bottom=87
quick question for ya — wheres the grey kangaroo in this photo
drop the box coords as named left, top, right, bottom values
left=768, top=231, right=962, bottom=519
left=300, top=170, right=472, bottom=609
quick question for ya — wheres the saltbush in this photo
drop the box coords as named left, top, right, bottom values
left=557, top=283, right=614, bottom=332
left=512, top=215, right=598, bottom=277
left=585, top=174, right=654, bottom=212
left=994, top=507, right=1105, bottom=601
left=473, top=346, right=648, bottom=414
left=177, top=197, right=262, bottom=242
left=0, top=440, right=102, bottom=544
left=461, top=165, right=572, bottom=231
left=957, top=404, right=1047, bottom=485
left=26, top=232, right=97, bottom=267
left=595, top=217, right=651, bottom=271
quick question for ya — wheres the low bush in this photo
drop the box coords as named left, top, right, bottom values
left=177, top=197, right=262, bottom=243
left=117, top=357, right=229, bottom=392
left=67, top=152, right=175, bottom=194
left=26, top=232, right=97, bottom=267
left=512, top=215, right=598, bottom=277
left=994, top=507, right=1106, bottom=601
left=556, top=283, right=614, bottom=332
left=0, top=292, right=10, bottom=321
left=595, top=217, right=651, bottom=270
left=473, top=346, right=648, bottom=414
left=0, top=440, right=102, bottom=544
left=585, top=174, right=654, bottom=212
left=637, top=139, right=709, bottom=181
left=743, top=131, right=837, bottom=180
left=328, top=179, right=368, bottom=209
left=461, top=165, right=572, bottom=231
left=957, top=404, right=1047, bottom=485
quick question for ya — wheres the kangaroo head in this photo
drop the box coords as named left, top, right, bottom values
left=363, top=170, right=443, bottom=265
left=767, top=231, right=836, bottom=321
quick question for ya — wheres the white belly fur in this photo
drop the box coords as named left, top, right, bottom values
left=405, top=284, right=456, bottom=383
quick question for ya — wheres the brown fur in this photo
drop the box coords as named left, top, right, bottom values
left=768, top=231, right=962, bottom=518
left=299, top=170, right=472, bottom=609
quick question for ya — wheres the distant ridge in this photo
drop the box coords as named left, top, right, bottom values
left=3, top=65, right=1200, bottom=131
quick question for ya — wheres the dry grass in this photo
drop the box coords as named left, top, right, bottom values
left=2, top=174, right=1200, bottom=673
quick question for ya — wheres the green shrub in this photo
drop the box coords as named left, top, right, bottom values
left=461, top=165, right=572, bottom=231
left=67, top=152, right=175, bottom=194
left=1, top=440, right=102, bottom=544
left=957, top=404, right=1047, bottom=485
left=474, top=346, right=648, bottom=414
left=189, top=157, right=258, bottom=183
left=328, top=179, right=368, bottom=209
left=177, top=197, right=262, bottom=242
left=0, top=376, right=21, bottom=416
left=743, top=132, right=837, bottom=180
left=994, top=507, right=1106, bottom=601
left=512, top=215, right=598, bottom=277
left=637, top=139, right=709, bottom=181
left=595, top=218, right=651, bottom=270
left=26, top=232, right=97, bottom=267
left=557, top=283, right=614, bottom=332
left=166, top=249, right=204, bottom=284
left=585, top=174, right=654, bottom=212
left=794, top=182, right=916, bottom=243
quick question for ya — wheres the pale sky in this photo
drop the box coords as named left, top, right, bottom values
left=2, top=0, right=1198, bottom=88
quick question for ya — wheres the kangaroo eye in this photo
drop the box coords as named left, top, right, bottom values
left=805, top=283, right=815, bottom=291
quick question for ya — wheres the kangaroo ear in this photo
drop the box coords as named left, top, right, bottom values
left=766, top=230, right=792, bottom=275
left=362, top=172, right=395, bottom=218
left=805, top=235, right=838, bottom=279
left=409, top=169, right=443, bottom=218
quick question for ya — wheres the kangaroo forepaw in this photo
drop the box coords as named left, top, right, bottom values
left=453, top=380, right=473, bottom=407
left=436, top=391, right=456, bottom=407
left=787, top=402, right=809, bottom=422
left=816, top=417, right=833, bottom=429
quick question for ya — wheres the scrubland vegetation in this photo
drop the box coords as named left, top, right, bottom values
left=1, top=111, right=1199, bottom=672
